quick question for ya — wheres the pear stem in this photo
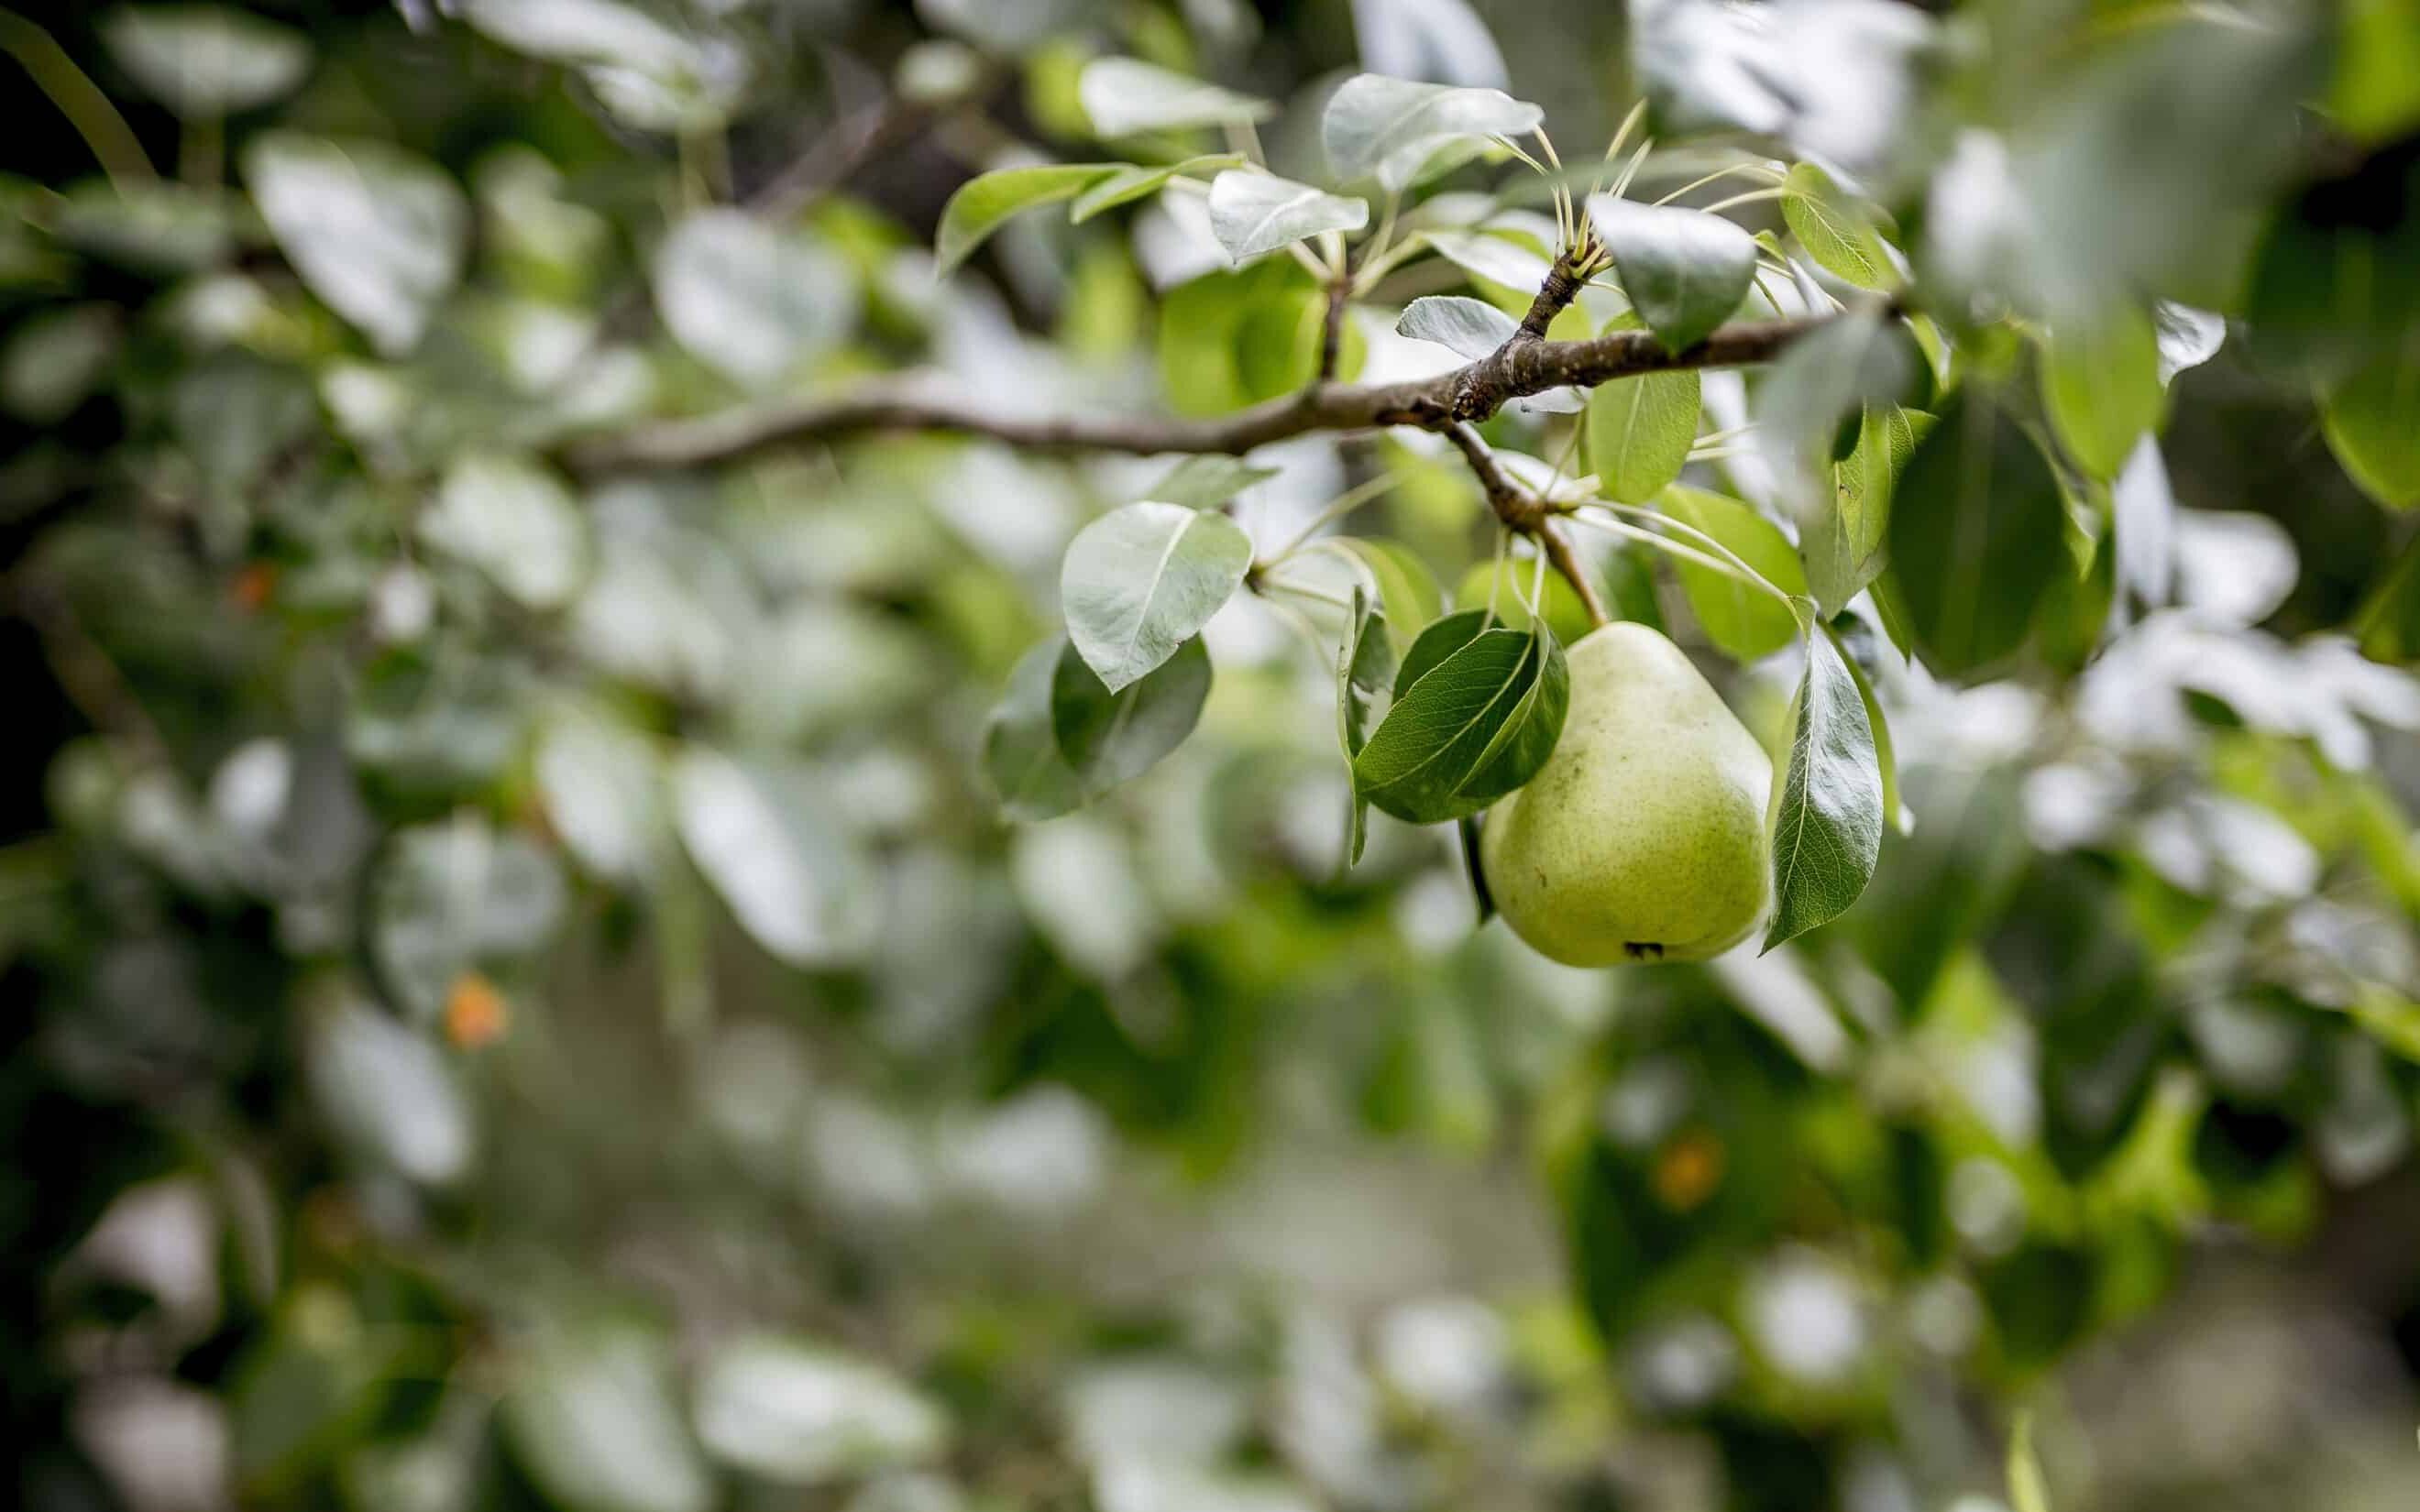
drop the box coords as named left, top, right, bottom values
left=1566, top=509, right=1795, bottom=608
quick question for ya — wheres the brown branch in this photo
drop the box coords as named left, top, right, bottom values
left=1440, top=422, right=1609, bottom=630
left=557, top=311, right=1843, bottom=477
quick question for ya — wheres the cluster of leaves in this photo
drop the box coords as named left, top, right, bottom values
left=7, top=2, right=2420, bottom=1512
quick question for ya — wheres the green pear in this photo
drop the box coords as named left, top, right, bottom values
left=1481, top=623, right=1771, bottom=965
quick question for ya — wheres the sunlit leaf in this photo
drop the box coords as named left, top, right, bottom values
left=1586, top=195, right=1756, bottom=353
left=1322, top=74, right=1543, bottom=191
left=652, top=209, right=856, bottom=388
left=308, top=995, right=475, bottom=1186
left=1886, top=395, right=2067, bottom=675
left=1763, top=625, right=1882, bottom=950
left=1657, top=486, right=1807, bottom=661
left=419, top=454, right=588, bottom=609
left=1588, top=312, right=1700, bottom=504
left=694, top=1334, right=948, bottom=1485
left=672, top=748, right=873, bottom=967
left=505, top=1323, right=712, bottom=1512
left=104, top=5, right=313, bottom=117
left=370, top=815, right=566, bottom=1022
left=936, top=162, right=1120, bottom=274
left=1069, top=153, right=1244, bottom=223
left=1780, top=162, right=1896, bottom=290
left=245, top=133, right=468, bottom=356
left=1079, top=57, right=1273, bottom=137
left=1396, top=293, right=1516, bottom=358
left=1349, top=0, right=1509, bottom=91
left=1145, top=455, right=1277, bottom=509
left=534, top=710, right=665, bottom=884
left=1061, top=500, right=1252, bottom=691
left=1206, top=170, right=1368, bottom=262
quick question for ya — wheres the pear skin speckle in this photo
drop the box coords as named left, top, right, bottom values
left=1481, top=623, right=1771, bottom=966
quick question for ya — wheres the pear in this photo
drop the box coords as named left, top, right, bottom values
left=1481, top=623, right=1771, bottom=965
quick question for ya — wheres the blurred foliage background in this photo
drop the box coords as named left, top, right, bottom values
left=6, top=2, right=2420, bottom=1511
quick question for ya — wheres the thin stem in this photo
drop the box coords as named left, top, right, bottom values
left=1538, top=519, right=1610, bottom=628
left=1573, top=504, right=1798, bottom=608
left=1599, top=99, right=1649, bottom=179
left=0, top=9, right=156, bottom=189
left=1700, top=187, right=1787, bottom=214
left=1494, top=137, right=1547, bottom=175
left=1255, top=569, right=1354, bottom=612
left=1607, top=137, right=1656, bottom=201
left=1265, top=473, right=1402, bottom=564
left=1652, top=161, right=1784, bottom=207
left=1287, top=240, right=1330, bottom=280
left=1485, top=526, right=1508, bottom=620
left=1226, top=119, right=1267, bottom=166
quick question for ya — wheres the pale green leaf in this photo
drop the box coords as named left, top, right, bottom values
left=2321, top=338, right=2420, bottom=508
left=1206, top=170, right=1368, bottom=262
left=653, top=209, right=855, bottom=388
left=1050, top=637, right=1212, bottom=795
left=1657, top=486, right=1807, bottom=661
left=1779, top=162, right=1896, bottom=290
left=246, top=133, right=468, bottom=356
left=672, top=749, right=874, bottom=967
left=103, top=5, right=313, bottom=117
left=935, top=163, right=1120, bottom=274
left=1069, top=153, right=1244, bottom=223
left=1588, top=312, right=1700, bottom=503
left=1079, top=57, right=1273, bottom=137
left=1322, top=74, right=1543, bottom=191
left=1061, top=500, right=1253, bottom=691
left=983, top=640, right=1086, bottom=821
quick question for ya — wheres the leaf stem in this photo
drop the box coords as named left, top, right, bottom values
left=1265, top=472, right=1402, bottom=564
left=1567, top=508, right=1797, bottom=608
left=0, top=8, right=156, bottom=191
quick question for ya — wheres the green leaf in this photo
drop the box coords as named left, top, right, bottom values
left=104, top=4, right=313, bottom=117
left=672, top=749, right=874, bottom=967
left=2356, top=531, right=2420, bottom=662
left=935, top=163, right=1120, bottom=275
left=1353, top=613, right=1568, bottom=824
left=246, top=133, right=468, bottom=356
left=1780, top=162, right=1897, bottom=290
left=1454, top=558, right=1595, bottom=647
left=1061, top=500, right=1253, bottom=691
left=1587, top=312, right=1700, bottom=504
left=1833, top=619, right=1904, bottom=835
left=1657, top=486, right=1807, bottom=661
left=2333, top=0, right=2420, bottom=141
left=1886, top=395, right=2068, bottom=675
left=1324, top=536, right=1446, bottom=661
left=1337, top=586, right=1395, bottom=864
left=1079, top=57, right=1274, bottom=137
left=535, top=709, right=666, bottom=884
left=1158, top=259, right=1359, bottom=415
left=420, top=454, right=588, bottom=610
left=1763, top=625, right=1883, bottom=952
left=371, top=815, right=566, bottom=1023
left=1069, top=153, right=1244, bottom=223
left=504, top=1323, right=713, bottom=1512
left=1206, top=170, right=1369, bottom=262
left=2320, top=339, right=2420, bottom=508
left=1050, top=636, right=1212, bottom=794
left=1145, top=455, right=1277, bottom=509
left=693, top=1333, right=948, bottom=1485
left=0, top=303, right=120, bottom=425
left=307, top=997, right=473, bottom=1188
left=2008, top=1409, right=2052, bottom=1512
left=653, top=209, right=855, bottom=389
left=983, top=640, right=1086, bottom=821
left=1805, top=405, right=1930, bottom=617
left=2040, top=303, right=2165, bottom=478
left=1586, top=195, right=1756, bottom=353
left=1322, top=74, right=1544, bottom=191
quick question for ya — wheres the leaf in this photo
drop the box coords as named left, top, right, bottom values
left=1832, top=618, right=1904, bottom=835
left=1206, top=171, right=1369, bottom=262
left=1804, top=405, right=1930, bottom=616
left=1588, top=312, right=1700, bottom=504
left=1325, top=537, right=1446, bottom=661
left=534, top=710, right=666, bottom=884
left=935, top=163, right=1120, bottom=275
left=1586, top=195, right=1756, bottom=353
left=1657, top=486, right=1807, bottom=661
left=1079, top=57, right=1274, bottom=137
left=308, top=997, right=476, bottom=1187
left=693, top=1334, right=948, bottom=1485
left=1050, top=637, right=1212, bottom=794
left=2152, top=301, right=2226, bottom=383
left=2040, top=303, right=2165, bottom=478
left=1146, top=455, right=1276, bottom=510
left=104, top=5, right=313, bottom=117
left=0, top=303, right=120, bottom=424
left=1780, top=162, right=1897, bottom=290
left=2008, top=1409, right=2052, bottom=1512
left=1763, top=625, right=1883, bottom=951
left=1337, top=586, right=1395, bottom=864
left=1069, top=153, right=1243, bottom=223
left=505, top=1323, right=713, bottom=1512
left=245, top=133, right=468, bottom=356
left=1886, top=395, right=2068, bottom=675
left=371, top=815, right=566, bottom=1023
left=1061, top=501, right=1252, bottom=691
left=652, top=209, right=855, bottom=388
left=672, top=748, right=873, bottom=967
left=1157, top=259, right=1358, bottom=416
left=2321, top=338, right=2420, bottom=508
left=1454, top=558, right=1595, bottom=647
left=983, top=640, right=1086, bottom=821
left=1395, top=294, right=1517, bottom=359
left=1349, top=0, right=1510, bottom=91
left=1322, top=74, right=1544, bottom=191
left=419, top=453, right=588, bottom=609
left=1420, top=228, right=1556, bottom=296
left=1353, top=613, right=1568, bottom=824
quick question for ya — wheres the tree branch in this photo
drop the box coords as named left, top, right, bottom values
left=1439, top=422, right=1609, bottom=629
left=557, top=310, right=1842, bottom=477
